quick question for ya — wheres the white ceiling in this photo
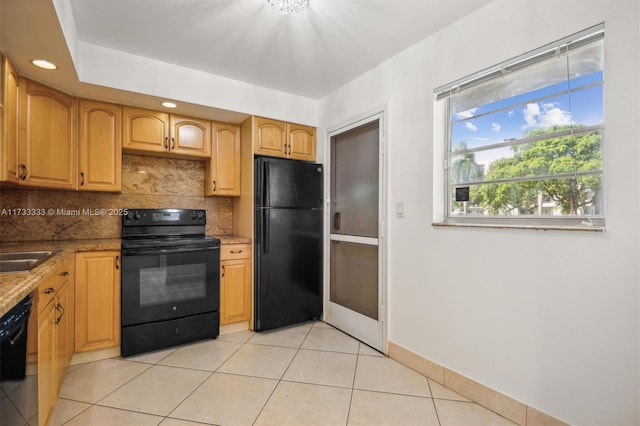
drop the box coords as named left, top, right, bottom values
left=0, top=0, right=494, bottom=119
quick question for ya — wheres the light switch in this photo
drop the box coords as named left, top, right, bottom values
left=396, top=202, right=405, bottom=218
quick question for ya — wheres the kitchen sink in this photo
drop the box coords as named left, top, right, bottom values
left=0, top=250, right=57, bottom=273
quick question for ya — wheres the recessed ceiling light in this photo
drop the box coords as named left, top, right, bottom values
left=31, top=59, right=58, bottom=70
left=162, top=101, right=177, bottom=108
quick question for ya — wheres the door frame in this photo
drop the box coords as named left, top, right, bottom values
left=323, top=106, right=388, bottom=354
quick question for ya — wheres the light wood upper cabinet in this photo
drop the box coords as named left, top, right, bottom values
left=123, top=107, right=211, bottom=159
left=206, top=122, right=240, bottom=196
left=254, top=117, right=287, bottom=158
left=1, top=56, right=19, bottom=183
left=78, top=100, right=122, bottom=192
left=18, top=79, right=77, bottom=190
left=122, top=107, right=169, bottom=154
left=287, top=123, right=316, bottom=161
left=170, top=115, right=211, bottom=158
left=75, top=251, right=121, bottom=353
left=253, top=117, right=316, bottom=161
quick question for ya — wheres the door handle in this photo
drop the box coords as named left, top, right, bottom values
left=334, top=212, right=341, bottom=231
left=263, top=162, right=270, bottom=206
left=263, top=209, right=270, bottom=254
left=171, top=137, right=175, bottom=150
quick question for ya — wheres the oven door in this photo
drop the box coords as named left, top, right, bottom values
left=121, top=245, right=220, bottom=327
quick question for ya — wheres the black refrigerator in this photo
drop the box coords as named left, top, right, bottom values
left=254, top=156, right=323, bottom=331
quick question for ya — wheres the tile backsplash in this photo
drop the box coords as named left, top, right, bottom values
left=0, top=154, right=233, bottom=242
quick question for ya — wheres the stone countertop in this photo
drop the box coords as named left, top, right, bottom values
left=213, top=235, right=252, bottom=245
left=0, top=239, right=121, bottom=317
left=0, top=236, right=251, bottom=317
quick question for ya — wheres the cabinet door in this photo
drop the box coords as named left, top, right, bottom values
left=78, top=100, right=122, bottom=191
left=55, top=281, right=73, bottom=387
left=287, top=123, right=316, bottom=161
left=220, top=258, right=251, bottom=325
left=26, top=301, right=38, bottom=364
left=75, top=251, right=121, bottom=352
left=207, top=122, right=240, bottom=196
left=254, top=117, right=286, bottom=158
left=1, top=56, right=19, bottom=183
left=37, top=299, right=57, bottom=426
left=122, top=107, right=168, bottom=153
left=170, top=115, right=211, bottom=158
left=18, top=79, right=77, bottom=189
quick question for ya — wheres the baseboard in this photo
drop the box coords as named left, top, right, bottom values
left=220, top=321, right=249, bottom=335
left=388, top=341, right=568, bottom=426
left=70, top=346, right=121, bottom=365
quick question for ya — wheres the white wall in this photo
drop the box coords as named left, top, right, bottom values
left=51, top=0, right=318, bottom=126
left=319, top=1, right=640, bottom=424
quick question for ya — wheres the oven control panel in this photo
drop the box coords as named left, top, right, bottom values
left=122, top=209, right=207, bottom=226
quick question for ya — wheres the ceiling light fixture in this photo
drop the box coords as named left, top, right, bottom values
left=267, top=0, right=309, bottom=15
left=161, top=101, right=177, bottom=108
left=31, top=59, right=58, bottom=70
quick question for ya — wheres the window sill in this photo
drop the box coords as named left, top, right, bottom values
left=432, top=222, right=605, bottom=232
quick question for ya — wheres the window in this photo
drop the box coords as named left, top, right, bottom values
left=435, top=25, right=604, bottom=230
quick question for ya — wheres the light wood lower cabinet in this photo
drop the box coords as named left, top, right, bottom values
left=37, top=297, right=57, bottom=426
left=74, top=251, right=121, bottom=352
left=220, top=244, right=251, bottom=325
left=34, top=256, right=74, bottom=426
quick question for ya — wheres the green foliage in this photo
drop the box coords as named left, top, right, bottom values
left=451, top=142, right=484, bottom=185
left=454, top=125, right=602, bottom=216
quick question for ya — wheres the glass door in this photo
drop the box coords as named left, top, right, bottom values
left=326, top=113, right=385, bottom=352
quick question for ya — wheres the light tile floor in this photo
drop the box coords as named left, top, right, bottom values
left=1, top=321, right=517, bottom=425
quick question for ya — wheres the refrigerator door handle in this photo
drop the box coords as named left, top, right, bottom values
left=334, top=212, right=341, bottom=231
left=263, top=209, right=270, bottom=254
left=264, top=161, right=271, bottom=207
left=255, top=159, right=263, bottom=206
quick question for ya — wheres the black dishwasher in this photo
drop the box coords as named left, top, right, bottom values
left=0, top=295, right=32, bottom=381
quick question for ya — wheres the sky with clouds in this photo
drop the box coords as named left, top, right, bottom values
left=450, top=71, right=603, bottom=170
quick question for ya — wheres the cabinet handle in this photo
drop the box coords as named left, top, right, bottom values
left=221, top=265, right=225, bottom=278
left=288, top=144, right=292, bottom=156
left=230, top=250, right=242, bottom=254
left=60, top=271, right=69, bottom=276
left=213, top=180, right=217, bottom=192
left=44, top=287, right=55, bottom=295
left=18, top=164, right=27, bottom=180
left=171, top=137, right=175, bottom=150
left=164, top=137, right=169, bottom=150
left=115, top=255, right=120, bottom=270
left=55, top=302, right=65, bottom=325
left=80, top=172, right=85, bottom=186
